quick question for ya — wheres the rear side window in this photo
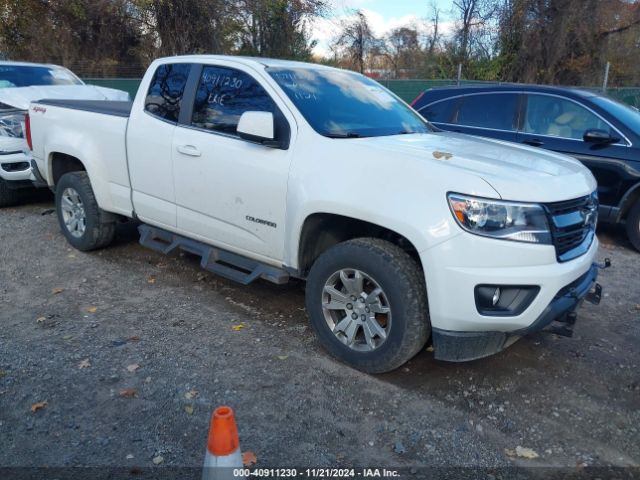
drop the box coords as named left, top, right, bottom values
left=144, top=63, right=192, bottom=123
left=455, top=93, right=518, bottom=131
left=191, top=66, right=276, bottom=136
left=419, top=98, right=457, bottom=123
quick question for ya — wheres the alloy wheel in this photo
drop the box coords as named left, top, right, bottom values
left=321, top=268, right=392, bottom=352
left=60, top=187, right=86, bottom=238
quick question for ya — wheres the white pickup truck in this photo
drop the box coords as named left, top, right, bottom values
left=28, top=55, right=605, bottom=372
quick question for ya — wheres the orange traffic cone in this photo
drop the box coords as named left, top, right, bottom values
left=202, top=406, right=244, bottom=480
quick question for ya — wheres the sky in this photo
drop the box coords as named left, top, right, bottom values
left=312, top=0, right=456, bottom=57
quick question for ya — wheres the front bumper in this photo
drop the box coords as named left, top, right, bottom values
left=419, top=230, right=600, bottom=362
left=431, top=263, right=600, bottom=361
left=0, top=150, right=32, bottom=183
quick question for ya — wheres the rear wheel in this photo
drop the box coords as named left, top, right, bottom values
left=305, top=238, right=430, bottom=373
left=55, top=172, right=115, bottom=251
left=626, top=200, right=640, bottom=252
left=0, top=178, right=20, bottom=207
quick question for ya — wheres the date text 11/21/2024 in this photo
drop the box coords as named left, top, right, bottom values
left=232, top=468, right=401, bottom=477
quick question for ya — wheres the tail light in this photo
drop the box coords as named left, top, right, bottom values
left=25, top=113, right=32, bottom=150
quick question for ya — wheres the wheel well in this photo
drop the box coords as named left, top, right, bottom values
left=297, top=213, right=422, bottom=277
left=51, top=153, right=86, bottom=186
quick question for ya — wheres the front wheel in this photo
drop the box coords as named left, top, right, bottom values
left=626, top=200, right=640, bottom=252
left=55, top=171, right=115, bottom=251
left=305, top=238, right=430, bottom=373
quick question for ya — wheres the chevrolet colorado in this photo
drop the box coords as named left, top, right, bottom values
left=28, top=56, right=604, bottom=372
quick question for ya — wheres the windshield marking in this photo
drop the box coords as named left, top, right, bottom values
left=268, top=67, right=431, bottom=139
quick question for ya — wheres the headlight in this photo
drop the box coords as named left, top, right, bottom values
left=0, top=111, right=27, bottom=138
left=447, top=193, right=551, bottom=244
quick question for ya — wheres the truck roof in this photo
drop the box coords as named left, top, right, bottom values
left=155, top=54, right=337, bottom=71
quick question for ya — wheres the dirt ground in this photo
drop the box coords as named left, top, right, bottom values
left=1, top=196, right=639, bottom=479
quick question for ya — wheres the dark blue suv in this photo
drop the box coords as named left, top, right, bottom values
left=411, top=85, right=640, bottom=251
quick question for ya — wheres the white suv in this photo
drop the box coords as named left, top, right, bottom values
left=0, top=61, right=129, bottom=206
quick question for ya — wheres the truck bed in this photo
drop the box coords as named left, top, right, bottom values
left=29, top=98, right=134, bottom=217
left=36, top=99, right=132, bottom=118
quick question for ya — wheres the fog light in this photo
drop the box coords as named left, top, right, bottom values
left=475, top=285, right=540, bottom=317
left=492, top=287, right=501, bottom=306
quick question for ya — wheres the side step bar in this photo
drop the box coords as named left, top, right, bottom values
left=138, top=225, right=289, bottom=285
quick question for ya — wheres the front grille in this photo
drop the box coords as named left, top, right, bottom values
left=544, top=194, right=597, bottom=262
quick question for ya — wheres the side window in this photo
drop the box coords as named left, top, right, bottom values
left=420, top=98, right=457, bottom=123
left=191, top=66, right=276, bottom=136
left=454, top=93, right=518, bottom=131
left=144, top=63, right=192, bottom=123
left=523, top=94, right=611, bottom=140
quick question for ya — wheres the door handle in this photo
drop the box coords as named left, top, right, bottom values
left=176, top=144, right=202, bottom=157
left=523, top=138, right=544, bottom=147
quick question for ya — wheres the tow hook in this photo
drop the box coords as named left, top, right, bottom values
left=585, top=283, right=602, bottom=305
left=546, top=311, right=577, bottom=337
left=584, top=258, right=610, bottom=306
left=544, top=259, right=610, bottom=337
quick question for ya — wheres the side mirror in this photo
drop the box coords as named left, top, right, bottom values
left=237, top=111, right=278, bottom=147
left=583, top=128, right=618, bottom=145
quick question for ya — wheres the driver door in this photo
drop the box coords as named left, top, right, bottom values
left=171, top=62, right=295, bottom=263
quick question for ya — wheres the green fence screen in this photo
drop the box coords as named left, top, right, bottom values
left=85, top=78, right=142, bottom=98
left=85, top=78, right=640, bottom=108
left=377, top=79, right=494, bottom=104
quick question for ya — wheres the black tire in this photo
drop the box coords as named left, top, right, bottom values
left=305, top=238, right=430, bottom=373
left=626, top=200, right=640, bottom=252
left=0, top=178, right=20, bottom=207
left=55, top=171, right=115, bottom=251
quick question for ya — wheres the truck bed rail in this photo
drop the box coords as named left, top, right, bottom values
left=35, top=99, right=132, bottom=118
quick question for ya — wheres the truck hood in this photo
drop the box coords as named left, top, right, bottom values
left=364, top=132, right=597, bottom=202
left=0, top=85, right=129, bottom=110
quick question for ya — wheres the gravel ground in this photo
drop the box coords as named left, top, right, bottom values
left=1, top=197, right=639, bottom=478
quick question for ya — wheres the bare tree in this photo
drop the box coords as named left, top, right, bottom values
left=383, top=26, right=421, bottom=78
left=452, top=0, right=498, bottom=64
left=2, top=0, right=640, bottom=87
left=234, top=0, right=326, bottom=59
left=0, top=0, right=144, bottom=76
left=331, top=10, right=377, bottom=73
left=128, top=0, right=236, bottom=57
left=425, top=1, right=442, bottom=55
left=497, top=0, right=640, bottom=85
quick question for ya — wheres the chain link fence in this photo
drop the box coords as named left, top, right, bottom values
left=84, top=77, right=640, bottom=108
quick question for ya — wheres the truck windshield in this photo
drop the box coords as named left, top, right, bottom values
left=268, top=67, right=431, bottom=138
left=0, top=65, right=83, bottom=88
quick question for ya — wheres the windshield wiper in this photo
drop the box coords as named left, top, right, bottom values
left=325, top=132, right=364, bottom=139
left=397, top=129, right=428, bottom=135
